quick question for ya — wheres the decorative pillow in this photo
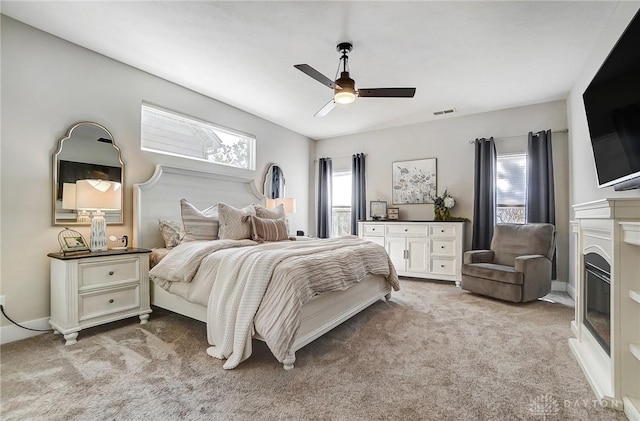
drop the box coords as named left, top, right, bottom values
left=254, top=203, right=285, bottom=220
left=158, top=219, right=182, bottom=248
left=217, top=203, right=256, bottom=240
left=245, top=215, right=289, bottom=242
left=180, top=199, right=219, bottom=242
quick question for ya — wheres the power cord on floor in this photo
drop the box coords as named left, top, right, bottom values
left=0, top=304, right=52, bottom=332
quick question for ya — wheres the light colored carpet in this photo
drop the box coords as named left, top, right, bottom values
left=0, top=279, right=625, bottom=420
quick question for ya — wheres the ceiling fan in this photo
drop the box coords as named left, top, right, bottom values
left=294, top=42, right=417, bottom=117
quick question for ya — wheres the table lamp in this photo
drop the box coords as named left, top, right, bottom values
left=274, top=197, right=296, bottom=235
left=75, top=179, right=122, bottom=251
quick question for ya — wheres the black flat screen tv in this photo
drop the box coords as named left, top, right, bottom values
left=583, top=10, right=640, bottom=191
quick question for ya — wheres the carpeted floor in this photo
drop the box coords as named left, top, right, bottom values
left=0, top=279, right=626, bottom=421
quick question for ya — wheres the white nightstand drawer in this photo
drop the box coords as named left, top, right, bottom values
left=79, top=258, right=140, bottom=288
left=432, top=239, right=456, bottom=256
left=430, top=258, right=457, bottom=276
left=79, top=285, right=140, bottom=321
left=386, top=224, right=427, bottom=236
left=363, top=224, right=385, bottom=236
left=430, top=225, right=456, bottom=237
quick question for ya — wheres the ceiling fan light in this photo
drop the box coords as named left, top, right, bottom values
left=334, top=90, right=356, bottom=104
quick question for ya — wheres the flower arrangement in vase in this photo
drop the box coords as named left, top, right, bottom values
left=432, top=189, right=455, bottom=221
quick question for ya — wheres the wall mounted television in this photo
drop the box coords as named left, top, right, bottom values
left=583, top=10, right=640, bottom=191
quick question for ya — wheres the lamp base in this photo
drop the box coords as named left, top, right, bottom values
left=89, top=210, right=108, bottom=252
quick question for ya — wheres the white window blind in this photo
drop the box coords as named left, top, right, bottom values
left=332, top=170, right=352, bottom=237
left=496, top=154, right=527, bottom=224
left=141, top=103, right=256, bottom=170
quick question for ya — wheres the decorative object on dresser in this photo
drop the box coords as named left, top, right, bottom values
left=387, top=207, right=399, bottom=220
left=52, top=121, right=124, bottom=226
left=47, top=248, right=152, bottom=345
left=358, top=220, right=465, bottom=286
left=370, top=200, right=387, bottom=220
left=57, top=227, right=90, bottom=255
left=392, top=158, right=437, bottom=204
left=570, top=198, right=640, bottom=419
left=460, top=223, right=556, bottom=303
left=432, top=189, right=455, bottom=221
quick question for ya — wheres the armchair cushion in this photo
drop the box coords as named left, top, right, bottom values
left=461, top=263, right=523, bottom=285
left=491, top=223, right=555, bottom=267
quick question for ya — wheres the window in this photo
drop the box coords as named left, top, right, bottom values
left=332, top=171, right=352, bottom=237
left=141, top=103, right=256, bottom=170
left=496, top=154, right=526, bottom=224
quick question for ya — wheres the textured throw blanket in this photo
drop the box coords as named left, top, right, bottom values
left=205, top=237, right=399, bottom=369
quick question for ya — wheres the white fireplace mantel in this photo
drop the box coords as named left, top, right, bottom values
left=570, top=198, right=640, bottom=421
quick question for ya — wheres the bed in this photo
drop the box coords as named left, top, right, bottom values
left=133, top=165, right=398, bottom=369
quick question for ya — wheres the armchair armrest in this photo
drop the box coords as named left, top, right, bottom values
left=463, top=250, right=494, bottom=264
left=514, top=255, right=551, bottom=275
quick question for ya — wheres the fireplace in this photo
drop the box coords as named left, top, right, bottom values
left=583, top=253, right=610, bottom=355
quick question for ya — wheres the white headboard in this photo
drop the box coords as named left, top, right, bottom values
left=133, top=165, right=264, bottom=249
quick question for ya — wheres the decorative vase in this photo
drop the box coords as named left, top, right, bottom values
left=434, top=207, right=450, bottom=221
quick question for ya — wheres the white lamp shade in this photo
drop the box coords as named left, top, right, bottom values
left=61, top=183, right=77, bottom=210
left=274, top=197, right=296, bottom=214
left=265, top=198, right=276, bottom=210
left=75, top=179, right=122, bottom=210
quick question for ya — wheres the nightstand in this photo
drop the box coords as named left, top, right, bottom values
left=47, top=248, right=152, bottom=345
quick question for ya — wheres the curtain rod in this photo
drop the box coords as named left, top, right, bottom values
left=468, top=129, right=569, bottom=144
left=314, top=153, right=368, bottom=162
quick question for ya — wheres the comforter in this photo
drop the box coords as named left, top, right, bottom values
left=149, top=236, right=399, bottom=369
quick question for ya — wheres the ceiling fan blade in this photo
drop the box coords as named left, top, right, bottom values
left=358, top=88, right=416, bottom=98
left=294, top=64, right=336, bottom=89
left=314, top=99, right=336, bottom=117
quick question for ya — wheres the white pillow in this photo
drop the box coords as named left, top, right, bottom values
left=180, top=199, right=219, bottom=242
left=217, top=203, right=256, bottom=240
left=254, top=203, right=285, bottom=219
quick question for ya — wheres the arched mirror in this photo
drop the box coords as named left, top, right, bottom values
left=263, top=164, right=285, bottom=199
left=52, top=122, right=124, bottom=225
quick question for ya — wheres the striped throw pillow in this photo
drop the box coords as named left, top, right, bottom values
left=180, top=199, right=219, bottom=242
left=245, top=215, right=289, bottom=242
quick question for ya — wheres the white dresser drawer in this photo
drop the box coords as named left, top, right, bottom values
left=79, top=285, right=141, bottom=321
left=430, top=258, right=457, bottom=276
left=387, top=224, right=428, bottom=236
left=430, top=225, right=456, bottom=237
left=363, top=224, right=385, bottom=236
left=79, top=258, right=140, bottom=289
left=431, top=239, right=456, bottom=256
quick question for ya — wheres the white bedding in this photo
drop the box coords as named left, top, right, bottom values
left=149, top=236, right=399, bottom=369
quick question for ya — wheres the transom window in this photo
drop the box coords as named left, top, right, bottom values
left=141, top=103, right=256, bottom=170
left=496, top=154, right=526, bottom=224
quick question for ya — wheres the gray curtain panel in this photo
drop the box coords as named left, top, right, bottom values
left=351, top=153, right=366, bottom=235
left=317, top=157, right=333, bottom=238
left=472, top=137, right=496, bottom=250
left=526, top=129, right=556, bottom=278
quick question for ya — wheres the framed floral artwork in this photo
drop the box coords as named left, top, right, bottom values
left=392, top=158, right=437, bottom=204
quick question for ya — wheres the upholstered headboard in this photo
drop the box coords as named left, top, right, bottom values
left=133, top=165, right=264, bottom=249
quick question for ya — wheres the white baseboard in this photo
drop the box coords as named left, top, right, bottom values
left=1, top=317, right=51, bottom=345
left=552, top=280, right=567, bottom=292
left=566, top=283, right=576, bottom=300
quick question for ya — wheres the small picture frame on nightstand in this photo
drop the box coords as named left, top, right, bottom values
left=58, top=228, right=90, bottom=255
left=370, top=201, right=388, bottom=220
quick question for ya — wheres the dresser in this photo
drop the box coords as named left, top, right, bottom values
left=358, top=221, right=465, bottom=286
left=47, top=248, right=152, bottom=345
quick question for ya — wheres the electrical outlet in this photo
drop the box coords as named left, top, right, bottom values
left=0, top=295, right=5, bottom=307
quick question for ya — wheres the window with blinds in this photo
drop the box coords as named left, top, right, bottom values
left=332, top=170, right=352, bottom=237
left=496, top=154, right=527, bottom=224
left=141, top=103, right=256, bottom=170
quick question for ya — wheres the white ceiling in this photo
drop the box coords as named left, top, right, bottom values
left=1, top=1, right=619, bottom=140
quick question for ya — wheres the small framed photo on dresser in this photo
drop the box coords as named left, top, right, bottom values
left=370, top=201, right=388, bottom=220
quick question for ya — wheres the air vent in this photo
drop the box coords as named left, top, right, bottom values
left=433, top=108, right=457, bottom=116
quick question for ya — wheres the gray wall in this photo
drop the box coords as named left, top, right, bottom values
left=315, top=100, right=570, bottom=288
left=0, top=16, right=313, bottom=337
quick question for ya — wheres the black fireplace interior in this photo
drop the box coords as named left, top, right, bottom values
left=584, top=253, right=611, bottom=355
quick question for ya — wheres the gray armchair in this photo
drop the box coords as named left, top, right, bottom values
left=461, top=223, right=556, bottom=303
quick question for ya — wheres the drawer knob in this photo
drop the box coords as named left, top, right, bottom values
left=108, top=271, right=114, bottom=276
left=441, top=265, right=445, bottom=268
left=441, top=246, right=445, bottom=249
left=109, top=299, right=114, bottom=304
left=372, top=228, right=375, bottom=231
left=441, top=230, right=444, bottom=233
left=404, top=228, right=408, bottom=232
